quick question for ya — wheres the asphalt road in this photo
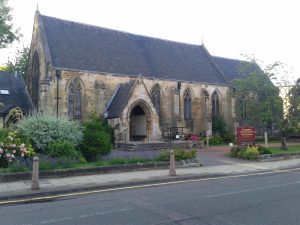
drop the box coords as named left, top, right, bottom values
left=1, top=169, right=300, bottom=225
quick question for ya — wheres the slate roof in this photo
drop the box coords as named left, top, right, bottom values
left=106, top=80, right=135, bottom=119
left=0, top=72, right=33, bottom=116
left=40, top=14, right=228, bottom=84
left=212, top=56, right=262, bottom=81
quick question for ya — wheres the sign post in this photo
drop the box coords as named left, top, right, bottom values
left=264, top=131, right=268, bottom=148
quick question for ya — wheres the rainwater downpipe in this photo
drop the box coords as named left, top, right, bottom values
left=55, top=70, right=61, bottom=117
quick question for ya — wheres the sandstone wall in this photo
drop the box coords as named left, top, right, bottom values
left=41, top=70, right=235, bottom=137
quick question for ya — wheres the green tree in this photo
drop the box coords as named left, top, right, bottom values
left=231, top=58, right=283, bottom=135
left=278, top=79, right=300, bottom=149
left=288, top=79, right=300, bottom=120
left=5, top=46, right=29, bottom=79
left=0, top=0, right=20, bottom=48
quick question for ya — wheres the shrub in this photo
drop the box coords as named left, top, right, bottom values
left=243, top=146, right=260, bottom=160
left=17, top=113, right=83, bottom=153
left=0, top=129, right=8, bottom=142
left=0, top=131, right=35, bottom=168
left=207, top=134, right=224, bottom=145
left=235, top=146, right=259, bottom=160
left=236, top=147, right=246, bottom=159
left=156, top=149, right=197, bottom=161
left=222, top=133, right=235, bottom=143
left=231, top=145, right=272, bottom=159
left=212, top=115, right=227, bottom=137
left=47, top=140, right=81, bottom=159
left=230, top=146, right=243, bottom=158
left=79, top=116, right=112, bottom=161
left=257, top=145, right=272, bottom=155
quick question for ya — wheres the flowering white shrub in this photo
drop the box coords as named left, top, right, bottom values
left=17, top=114, right=83, bottom=153
left=0, top=131, right=35, bottom=168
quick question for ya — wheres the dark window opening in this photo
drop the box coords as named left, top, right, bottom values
left=131, top=105, right=145, bottom=116
left=212, top=92, right=220, bottom=117
left=184, top=89, right=192, bottom=120
left=68, top=78, right=82, bottom=119
left=150, top=84, right=161, bottom=115
left=32, top=52, right=40, bottom=108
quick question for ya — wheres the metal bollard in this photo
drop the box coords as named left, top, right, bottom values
left=31, top=156, right=40, bottom=190
left=169, top=150, right=176, bottom=176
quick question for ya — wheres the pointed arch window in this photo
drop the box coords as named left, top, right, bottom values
left=203, top=90, right=209, bottom=116
left=150, top=84, right=161, bottom=115
left=31, top=52, right=40, bottom=108
left=184, top=89, right=192, bottom=120
left=212, top=91, right=220, bottom=116
left=68, top=78, right=82, bottom=119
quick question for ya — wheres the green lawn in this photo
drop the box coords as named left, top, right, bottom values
left=269, top=145, right=300, bottom=154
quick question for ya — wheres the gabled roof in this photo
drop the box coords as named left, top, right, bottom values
left=0, top=72, right=33, bottom=115
left=212, top=56, right=263, bottom=81
left=39, top=13, right=229, bottom=84
left=106, top=80, right=135, bottom=119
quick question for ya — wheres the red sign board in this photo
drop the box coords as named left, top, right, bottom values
left=237, top=126, right=256, bottom=145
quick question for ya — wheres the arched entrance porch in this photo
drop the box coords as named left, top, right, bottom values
left=130, top=105, right=147, bottom=141
left=128, top=101, right=152, bottom=142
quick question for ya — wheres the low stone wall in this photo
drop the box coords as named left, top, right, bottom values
left=0, top=160, right=200, bottom=182
left=258, top=152, right=300, bottom=162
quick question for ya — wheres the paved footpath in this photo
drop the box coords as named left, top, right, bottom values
left=1, top=154, right=300, bottom=201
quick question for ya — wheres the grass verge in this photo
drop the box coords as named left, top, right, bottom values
left=268, top=145, right=300, bottom=154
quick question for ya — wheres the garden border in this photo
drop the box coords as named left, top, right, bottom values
left=258, top=152, right=300, bottom=162
left=0, top=160, right=201, bottom=182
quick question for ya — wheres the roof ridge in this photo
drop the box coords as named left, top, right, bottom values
left=40, top=14, right=201, bottom=48
left=212, top=55, right=249, bottom=63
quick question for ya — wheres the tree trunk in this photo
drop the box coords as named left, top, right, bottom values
left=280, top=137, right=287, bottom=150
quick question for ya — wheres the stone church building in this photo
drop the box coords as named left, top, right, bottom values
left=27, top=11, right=251, bottom=143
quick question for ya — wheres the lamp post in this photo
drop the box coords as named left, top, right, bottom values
left=55, top=70, right=61, bottom=117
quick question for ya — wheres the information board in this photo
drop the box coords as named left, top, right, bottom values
left=237, top=126, right=256, bottom=145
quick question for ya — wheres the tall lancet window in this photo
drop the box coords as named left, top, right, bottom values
left=212, top=91, right=220, bottom=116
left=68, top=78, right=82, bottom=119
left=150, top=84, right=161, bottom=115
left=184, top=89, right=192, bottom=120
left=203, top=90, right=209, bottom=116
